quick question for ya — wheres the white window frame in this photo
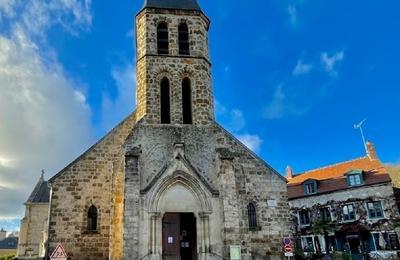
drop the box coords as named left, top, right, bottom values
left=301, top=236, right=316, bottom=253
left=371, top=231, right=400, bottom=252
left=366, top=201, right=385, bottom=221
left=318, top=206, right=332, bottom=222
left=298, top=210, right=311, bottom=227
left=341, top=204, right=357, bottom=223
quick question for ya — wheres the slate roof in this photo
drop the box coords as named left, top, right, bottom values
left=144, top=0, right=201, bottom=11
left=26, top=175, right=50, bottom=203
left=287, top=157, right=392, bottom=199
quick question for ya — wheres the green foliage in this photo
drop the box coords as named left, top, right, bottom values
left=294, top=248, right=306, bottom=260
left=0, top=254, right=15, bottom=260
left=332, top=251, right=351, bottom=260
left=393, top=218, right=400, bottom=228
left=312, top=219, right=334, bottom=235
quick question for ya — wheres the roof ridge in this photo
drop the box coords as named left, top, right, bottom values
left=294, top=156, right=370, bottom=177
left=26, top=177, right=45, bottom=203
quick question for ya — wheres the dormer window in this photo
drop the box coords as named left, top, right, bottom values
left=303, top=180, right=317, bottom=195
left=346, top=170, right=363, bottom=187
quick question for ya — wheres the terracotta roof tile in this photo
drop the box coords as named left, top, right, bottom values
left=287, top=157, right=392, bottom=200
left=287, top=157, right=386, bottom=185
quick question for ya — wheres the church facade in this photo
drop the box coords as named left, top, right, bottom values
left=46, top=1, right=291, bottom=259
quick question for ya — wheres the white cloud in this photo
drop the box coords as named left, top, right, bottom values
left=0, top=28, right=94, bottom=219
left=0, top=0, right=18, bottom=19
left=0, top=0, right=92, bottom=37
left=264, top=83, right=312, bottom=120
left=237, top=134, right=263, bottom=153
left=101, top=63, right=136, bottom=131
left=215, top=101, right=263, bottom=153
left=321, top=51, right=344, bottom=76
left=0, top=0, right=94, bottom=221
left=293, top=59, right=313, bottom=76
left=264, top=84, right=287, bottom=119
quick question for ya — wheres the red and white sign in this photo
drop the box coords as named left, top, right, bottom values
left=283, top=237, right=293, bottom=254
left=284, top=244, right=292, bottom=252
left=50, top=243, right=68, bottom=260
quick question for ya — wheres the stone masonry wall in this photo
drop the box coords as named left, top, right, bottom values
left=48, top=112, right=137, bottom=260
left=289, top=183, right=400, bottom=235
left=123, top=123, right=291, bottom=260
left=17, top=203, right=48, bottom=258
left=136, top=9, right=214, bottom=125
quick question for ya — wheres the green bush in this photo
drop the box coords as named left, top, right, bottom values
left=294, top=248, right=306, bottom=260
left=0, top=254, right=16, bottom=260
left=332, top=251, right=351, bottom=260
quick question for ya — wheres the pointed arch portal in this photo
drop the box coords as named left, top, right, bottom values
left=146, top=171, right=212, bottom=259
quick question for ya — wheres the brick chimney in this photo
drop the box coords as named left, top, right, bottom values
left=286, top=166, right=294, bottom=180
left=366, top=141, right=378, bottom=160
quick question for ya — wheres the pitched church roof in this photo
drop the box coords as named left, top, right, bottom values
left=144, top=0, right=201, bottom=11
left=26, top=172, right=50, bottom=203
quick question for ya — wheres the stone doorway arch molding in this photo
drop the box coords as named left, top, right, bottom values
left=144, top=145, right=215, bottom=259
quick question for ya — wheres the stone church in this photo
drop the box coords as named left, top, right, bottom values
left=40, top=0, right=291, bottom=259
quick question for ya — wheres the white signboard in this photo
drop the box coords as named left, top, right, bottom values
left=267, top=199, right=277, bottom=208
left=50, top=243, right=68, bottom=260
left=285, top=252, right=294, bottom=257
left=229, top=245, right=241, bottom=260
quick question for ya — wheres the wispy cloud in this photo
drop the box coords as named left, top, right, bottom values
left=264, top=49, right=344, bottom=120
left=292, top=59, right=313, bottom=76
left=236, top=134, right=263, bottom=153
left=287, top=5, right=298, bottom=26
left=321, top=51, right=345, bottom=76
left=0, top=0, right=94, bottom=221
left=216, top=101, right=263, bottom=153
left=264, top=84, right=310, bottom=120
left=101, top=63, right=136, bottom=131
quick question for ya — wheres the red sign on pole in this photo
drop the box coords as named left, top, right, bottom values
left=283, top=237, right=293, bottom=255
left=284, top=244, right=292, bottom=252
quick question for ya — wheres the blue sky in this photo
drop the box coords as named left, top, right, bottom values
left=0, top=0, right=399, bottom=231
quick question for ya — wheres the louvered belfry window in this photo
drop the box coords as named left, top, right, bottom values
left=157, top=22, right=169, bottom=54
left=178, top=23, right=190, bottom=55
left=182, top=78, right=192, bottom=124
left=160, top=77, right=171, bottom=124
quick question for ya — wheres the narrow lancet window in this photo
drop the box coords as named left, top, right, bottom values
left=157, top=22, right=169, bottom=54
left=161, top=77, right=171, bottom=124
left=182, top=78, right=192, bottom=124
left=247, top=203, right=257, bottom=229
left=87, top=205, right=98, bottom=231
left=178, top=23, right=190, bottom=55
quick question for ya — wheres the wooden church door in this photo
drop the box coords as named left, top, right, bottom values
left=162, top=213, right=197, bottom=260
left=162, top=213, right=180, bottom=260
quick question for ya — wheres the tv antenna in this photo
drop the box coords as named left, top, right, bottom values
left=354, top=119, right=367, bottom=153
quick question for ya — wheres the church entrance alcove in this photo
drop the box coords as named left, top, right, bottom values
left=162, top=213, right=197, bottom=260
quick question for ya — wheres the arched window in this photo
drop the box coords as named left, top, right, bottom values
left=160, top=77, right=171, bottom=124
left=182, top=78, right=192, bottom=124
left=247, top=203, right=257, bottom=229
left=178, top=23, right=190, bottom=55
left=87, top=205, right=98, bottom=231
left=157, top=22, right=169, bottom=54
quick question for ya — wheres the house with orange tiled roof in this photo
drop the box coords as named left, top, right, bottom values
left=287, top=141, right=400, bottom=259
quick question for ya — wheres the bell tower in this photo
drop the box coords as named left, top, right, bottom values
left=135, top=0, right=214, bottom=125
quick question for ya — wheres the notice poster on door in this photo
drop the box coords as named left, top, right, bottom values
left=229, top=245, right=241, bottom=260
left=168, top=237, right=174, bottom=244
